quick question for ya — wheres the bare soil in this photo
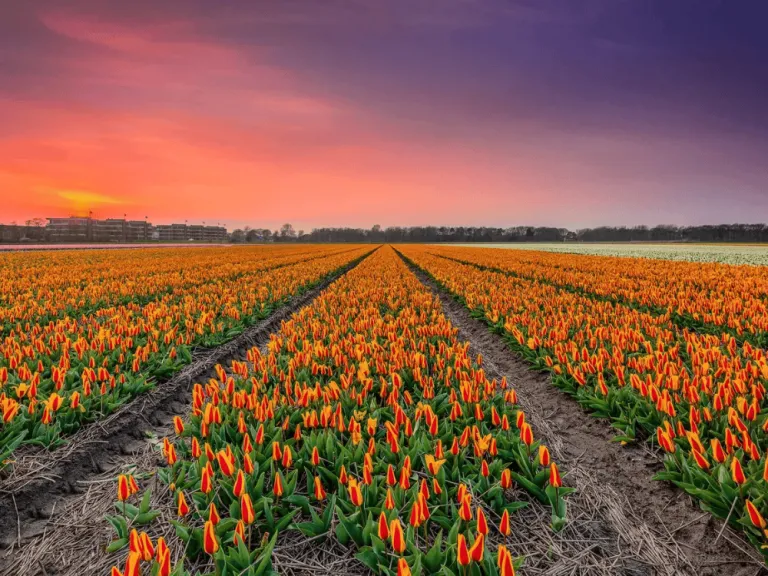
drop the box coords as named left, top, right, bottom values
left=398, top=250, right=768, bottom=576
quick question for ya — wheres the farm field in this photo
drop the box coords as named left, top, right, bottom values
left=1, top=244, right=767, bottom=576
left=449, top=242, right=768, bottom=265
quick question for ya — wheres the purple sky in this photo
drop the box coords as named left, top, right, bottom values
left=1, top=0, right=767, bottom=229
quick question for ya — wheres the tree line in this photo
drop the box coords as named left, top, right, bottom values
left=229, top=223, right=768, bottom=243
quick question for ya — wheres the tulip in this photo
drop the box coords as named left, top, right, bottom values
left=397, top=557, right=412, bottom=576
left=273, top=472, right=284, bottom=497
left=520, top=423, right=533, bottom=447
left=459, top=495, right=473, bottom=521
left=731, top=457, right=746, bottom=485
left=138, top=531, right=155, bottom=561
left=348, top=478, right=363, bottom=506
left=200, top=466, right=213, bottom=494
left=282, top=445, right=293, bottom=468
left=390, top=518, right=406, bottom=553
left=711, top=438, right=726, bottom=463
left=173, top=416, right=184, bottom=435
left=177, top=491, right=190, bottom=516
left=203, top=520, right=219, bottom=555
left=469, top=532, right=485, bottom=562
left=476, top=507, right=488, bottom=535
left=745, top=500, right=766, bottom=529
left=499, top=509, right=511, bottom=536
left=311, top=446, right=320, bottom=466
left=457, top=534, right=471, bottom=566
left=124, top=551, right=141, bottom=576
left=378, top=511, right=390, bottom=540
left=216, top=450, right=234, bottom=476
left=314, top=476, right=327, bottom=501
left=208, top=502, right=220, bottom=525
left=233, top=469, right=246, bottom=497
left=272, top=442, right=282, bottom=461
left=157, top=548, right=171, bottom=576
left=549, top=463, right=562, bottom=488
left=241, top=493, right=255, bottom=524
left=384, top=488, right=396, bottom=510
left=233, top=520, right=246, bottom=545
left=538, top=445, right=551, bottom=467
left=497, top=544, right=516, bottom=576
left=339, top=465, right=348, bottom=485
left=501, top=469, right=512, bottom=489
left=117, top=474, right=131, bottom=502
left=409, top=498, right=423, bottom=528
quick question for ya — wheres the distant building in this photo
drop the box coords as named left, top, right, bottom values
left=42, top=217, right=225, bottom=243
left=47, top=217, right=92, bottom=242
left=155, top=223, right=227, bottom=242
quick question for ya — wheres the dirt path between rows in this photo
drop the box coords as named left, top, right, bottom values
left=398, top=250, right=768, bottom=576
left=0, top=251, right=373, bottom=553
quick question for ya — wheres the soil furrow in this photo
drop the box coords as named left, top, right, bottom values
left=0, top=250, right=375, bottom=550
left=397, top=249, right=768, bottom=576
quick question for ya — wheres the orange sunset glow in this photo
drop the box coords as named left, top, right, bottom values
left=2, top=2, right=768, bottom=230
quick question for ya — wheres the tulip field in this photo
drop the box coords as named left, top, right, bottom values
left=398, top=245, right=768, bottom=562
left=1, top=243, right=767, bottom=576
left=0, top=244, right=370, bottom=463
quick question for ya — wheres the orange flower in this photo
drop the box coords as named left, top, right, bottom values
left=499, top=509, right=511, bottom=536
left=501, top=469, right=512, bottom=489
left=233, top=520, right=246, bottom=546
left=745, top=500, right=766, bottom=529
left=730, top=457, right=746, bottom=485
left=409, top=498, right=423, bottom=528
left=241, top=494, right=255, bottom=525
left=469, top=532, right=485, bottom=562
left=208, top=502, right=220, bottom=525
left=397, top=557, right=412, bottom=576
left=549, top=463, right=562, bottom=488
left=348, top=478, right=363, bottom=506
left=384, top=488, right=396, bottom=510
left=157, top=546, right=171, bottom=576
left=138, top=531, right=155, bottom=561
left=311, top=446, right=320, bottom=466
left=538, top=445, right=551, bottom=467
left=203, top=520, right=219, bottom=555
left=378, top=511, right=390, bottom=540
left=425, top=454, right=446, bottom=475
left=233, top=469, right=246, bottom=497
left=200, top=466, right=213, bottom=494
left=459, top=495, right=473, bottom=521
left=216, top=450, right=234, bottom=477
left=480, top=460, right=490, bottom=477
left=282, top=445, right=293, bottom=468
left=339, top=465, right=348, bottom=485
left=457, top=534, right=471, bottom=566
left=124, top=551, right=141, bottom=576
left=173, top=416, right=184, bottom=435
left=476, top=507, right=488, bottom=535
left=711, top=438, right=726, bottom=463
left=272, top=442, right=282, bottom=461
left=497, top=544, right=516, bottom=576
left=691, top=448, right=710, bottom=470
left=177, top=491, right=190, bottom=516
left=520, top=423, right=533, bottom=446
left=390, top=518, right=406, bottom=553
left=117, top=474, right=131, bottom=502
left=273, top=472, right=284, bottom=497
left=313, top=476, right=327, bottom=501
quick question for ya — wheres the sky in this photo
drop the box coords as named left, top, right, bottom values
left=2, top=0, right=768, bottom=231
